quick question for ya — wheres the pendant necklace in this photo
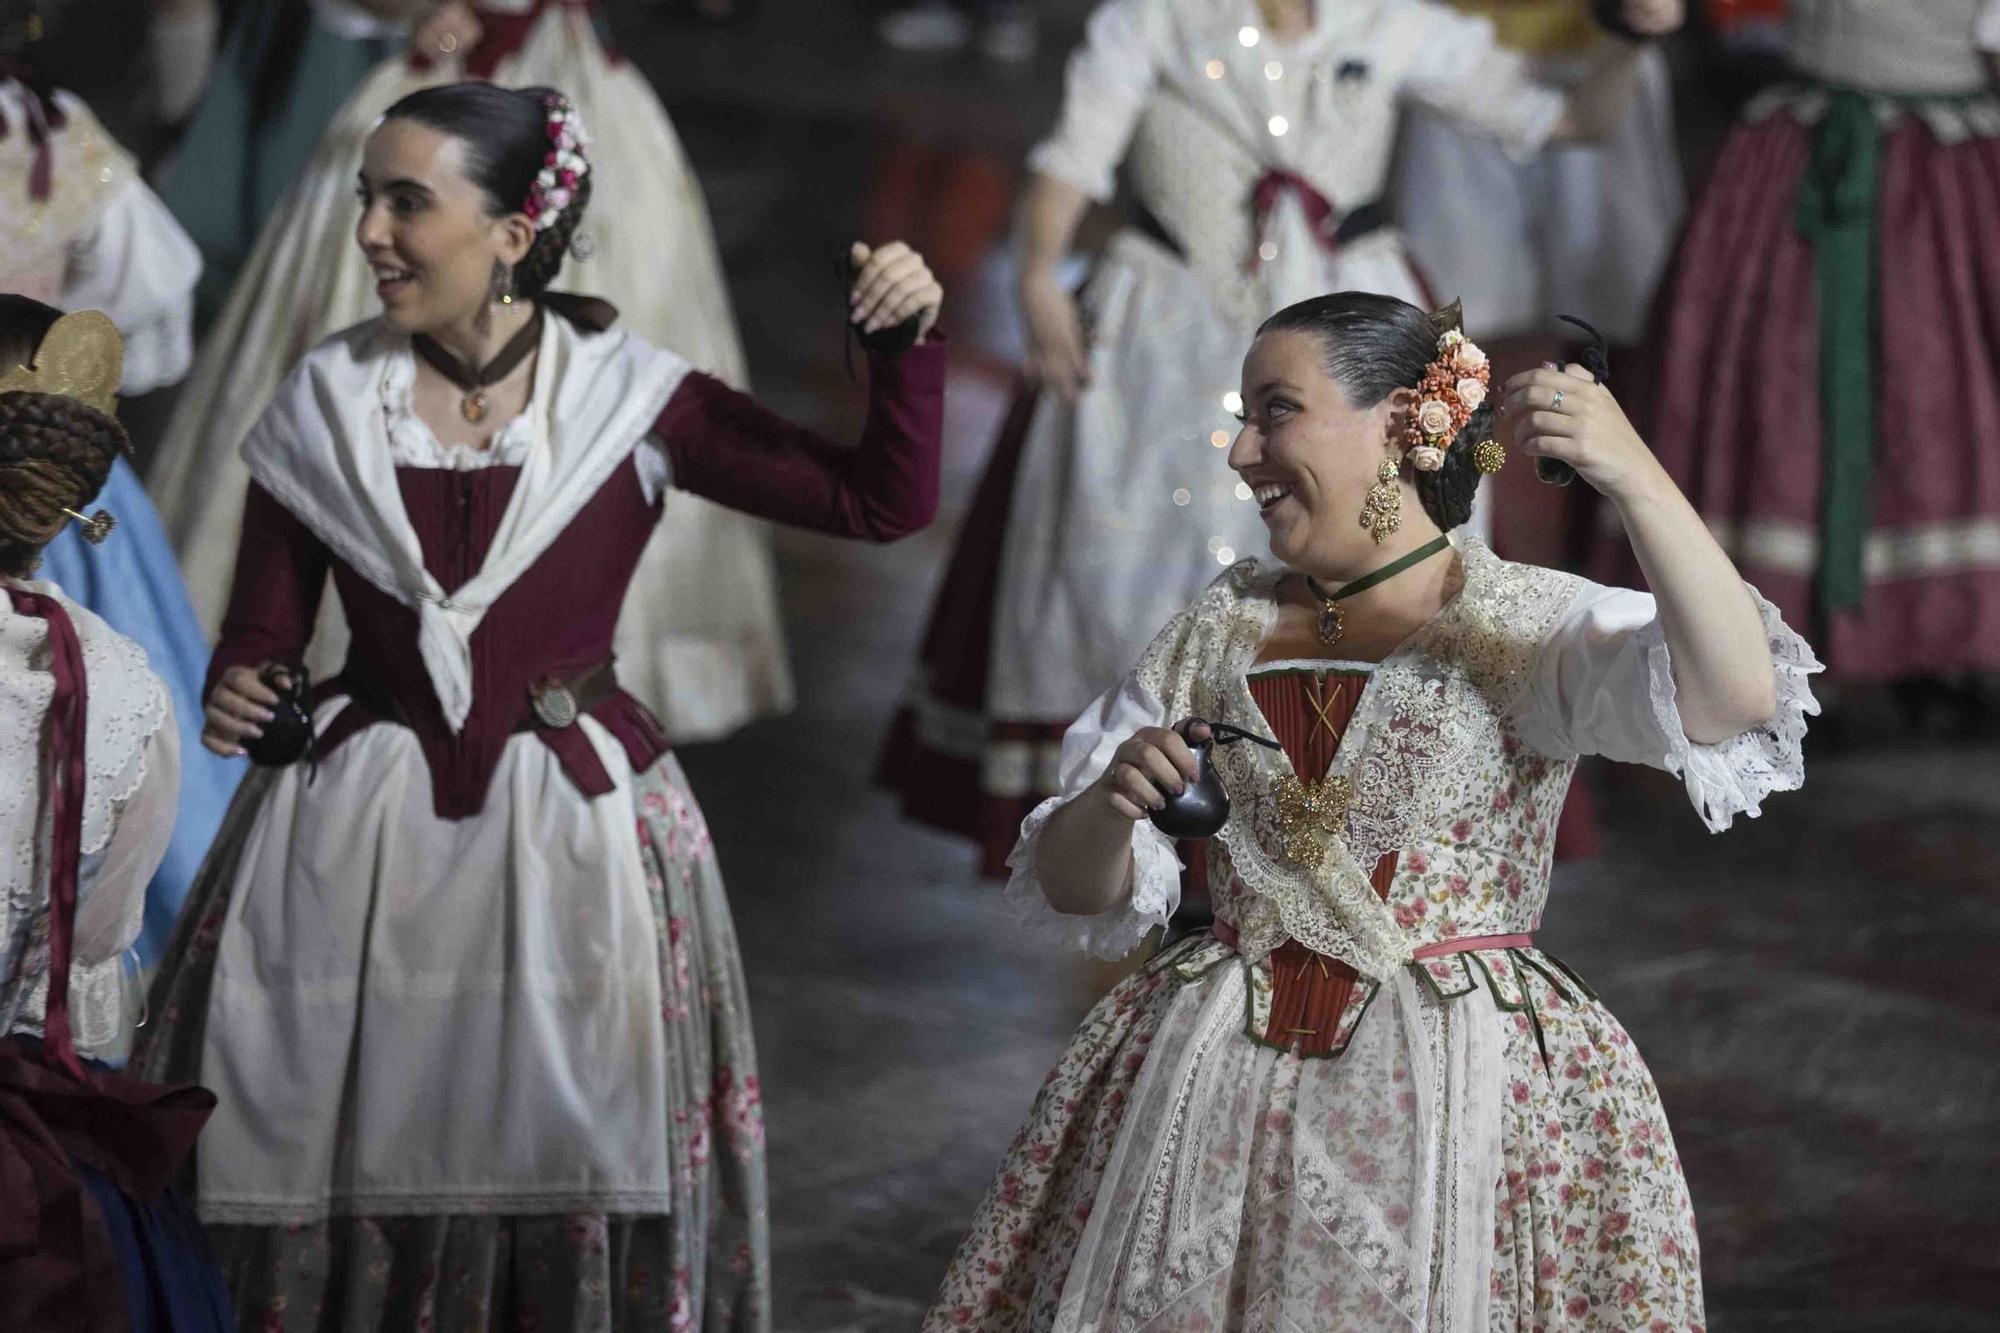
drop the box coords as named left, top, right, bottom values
left=412, top=309, right=544, bottom=425
left=1302, top=533, right=1452, bottom=648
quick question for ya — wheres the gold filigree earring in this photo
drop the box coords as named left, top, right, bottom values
left=1358, top=458, right=1402, bottom=544
left=491, top=260, right=516, bottom=306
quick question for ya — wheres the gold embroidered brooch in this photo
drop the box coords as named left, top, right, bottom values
left=1274, top=773, right=1351, bottom=865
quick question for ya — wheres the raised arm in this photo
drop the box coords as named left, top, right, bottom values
left=653, top=243, right=945, bottom=542
left=1503, top=366, right=1778, bottom=743
left=1548, top=2, right=1685, bottom=142
left=1401, top=0, right=1683, bottom=149
left=202, top=482, right=331, bottom=756
left=1014, top=0, right=1158, bottom=398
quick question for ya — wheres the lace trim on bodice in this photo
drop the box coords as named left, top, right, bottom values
left=1137, top=541, right=1581, bottom=979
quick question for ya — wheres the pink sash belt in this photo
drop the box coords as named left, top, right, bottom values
left=1211, top=918, right=1534, bottom=961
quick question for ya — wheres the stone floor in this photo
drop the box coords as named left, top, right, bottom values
left=35, top=1, right=2000, bottom=1327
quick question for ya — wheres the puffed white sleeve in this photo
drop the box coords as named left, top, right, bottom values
left=61, top=175, right=202, bottom=394
left=1001, top=670, right=1184, bottom=960
left=1395, top=2, right=1567, bottom=159
left=1508, top=582, right=1822, bottom=833
left=1979, top=0, right=2000, bottom=52
left=1025, top=0, right=1161, bottom=203
left=55, top=701, right=179, bottom=1059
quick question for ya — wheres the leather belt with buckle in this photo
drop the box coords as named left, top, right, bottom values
left=521, top=661, right=618, bottom=733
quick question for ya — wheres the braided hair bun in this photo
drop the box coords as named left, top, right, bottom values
left=381, top=82, right=592, bottom=300
left=1255, top=291, right=1490, bottom=532
left=0, top=295, right=128, bottom=575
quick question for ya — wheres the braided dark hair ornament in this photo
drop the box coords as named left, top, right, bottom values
left=0, top=310, right=128, bottom=561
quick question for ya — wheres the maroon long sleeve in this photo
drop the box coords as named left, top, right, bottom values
left=206, top=481, right=331, bottom=698
left=652, top=338, right=946, bottom=542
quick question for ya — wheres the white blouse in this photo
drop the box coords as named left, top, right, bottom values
left=1, top=583, right=178, bottom=1058
left=1004, top=578, right=1821, bottom=960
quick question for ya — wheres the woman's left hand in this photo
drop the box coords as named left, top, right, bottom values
left=850, top=240, right=944, bottom=343
left=1500, top=363, right=1667, bottom=506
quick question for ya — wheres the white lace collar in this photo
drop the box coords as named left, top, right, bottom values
left=380, top=349, right=538, bottom=470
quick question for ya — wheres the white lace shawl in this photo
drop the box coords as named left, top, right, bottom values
left=1, top=583, right=174, bottom=1055
left=240, top=314, right=688, bottom=733
left=1005, top=541, right=1822, bottom=966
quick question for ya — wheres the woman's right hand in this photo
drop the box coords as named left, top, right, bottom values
left=1018, top=269, right=1090, bottom=401
left=203, top=664, right=282, bottom=757
left=1091, top=720, right=1209, bottom=821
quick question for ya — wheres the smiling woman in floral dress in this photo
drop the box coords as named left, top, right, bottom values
left=926, top=292, right=1819, bottom=1330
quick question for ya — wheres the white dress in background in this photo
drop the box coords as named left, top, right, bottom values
left=993, top=0, right=1563, bottom=785
left=0, top=583, right=178, bottom=1064
left=0, top=82, right=201, bottom=392
left=145, top=1, right=796, bottom=743
left=1390, top=0, right=1683, bottom=343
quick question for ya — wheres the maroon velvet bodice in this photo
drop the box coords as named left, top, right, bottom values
left=211, top=335, right=948, bottom=820
left=318, top=456, right=669, bottom=819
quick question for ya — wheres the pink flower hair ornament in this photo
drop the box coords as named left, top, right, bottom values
left=1401, top=306, right=1493, bottom=472
left=523, top=92, right=591, bottom=232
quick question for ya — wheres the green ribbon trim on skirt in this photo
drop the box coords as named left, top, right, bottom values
left=1794, top=89, right=1881, bottom=614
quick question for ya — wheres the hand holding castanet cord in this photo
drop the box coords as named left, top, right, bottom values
left=847, top=240, right=943, bottom=351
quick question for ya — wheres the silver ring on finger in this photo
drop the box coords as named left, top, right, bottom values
left=1551, top=389, right=1565, bottom=411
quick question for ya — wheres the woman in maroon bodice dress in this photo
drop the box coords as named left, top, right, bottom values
left=136, top=82, right=946, bottom=1330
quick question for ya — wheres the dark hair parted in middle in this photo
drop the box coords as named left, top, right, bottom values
left=380, top=82, right=592, bottom=299
left=1256, top=292, right=1491, bottom=532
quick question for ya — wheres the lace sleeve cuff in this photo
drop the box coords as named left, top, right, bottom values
left=1000, top=795, right=1181, bottom=961
left=1642, top=587, right=1823, bottom=833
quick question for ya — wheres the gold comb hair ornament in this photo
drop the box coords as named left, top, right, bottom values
left=62, top=508, right=117, bottom=544
left=0, top=309, right=125, bottom=419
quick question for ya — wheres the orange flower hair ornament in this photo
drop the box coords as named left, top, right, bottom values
left=1402, top=302, right=1495, bottom=474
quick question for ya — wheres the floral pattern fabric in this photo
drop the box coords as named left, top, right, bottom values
left=930, top=545, right=1816, bottom=1330
left=137, top=757, right=769, bottom=1333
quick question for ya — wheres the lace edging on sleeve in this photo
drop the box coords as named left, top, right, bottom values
left=1000, top=795, right=1181, bottom=961
left=1642, top=586, right=1823, bottom=833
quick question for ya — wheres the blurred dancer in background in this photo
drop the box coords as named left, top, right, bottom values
left=1390, top=0, right=1681, bottom=571
left=148, top=0, right=796, bottom=745
left=882, top=0, right=1683, bottom=880
left=1620, top=0, right=2000, bottom=720
left=138, top=82, right=946, bottom=1329
left=1, top=19, right=242, bottom=970
left=156, top=0, right=429, bottom=324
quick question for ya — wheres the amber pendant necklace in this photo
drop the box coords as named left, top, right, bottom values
left=412, top=309, right=543, bottom=424
left=1302, top=533, right=1452, bottom=648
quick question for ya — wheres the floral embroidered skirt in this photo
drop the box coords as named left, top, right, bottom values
left=136, top=757, right=769, bottom=1332
left=925, top=936, right=1705, bottom=1332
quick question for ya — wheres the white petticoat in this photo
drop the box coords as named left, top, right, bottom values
left=1052, top=958, right=1505, bottom=1331
left=195, top=699, right=673, bottom=1221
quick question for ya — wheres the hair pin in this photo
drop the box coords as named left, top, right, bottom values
left=63, top=508, right=117, bottom=544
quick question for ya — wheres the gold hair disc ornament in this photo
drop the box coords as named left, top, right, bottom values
left=63, top=508, right=118, bottom=545
left=0, top=310, right=125, bottom=419
left=1473, top=438, right=1506, bottom=475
